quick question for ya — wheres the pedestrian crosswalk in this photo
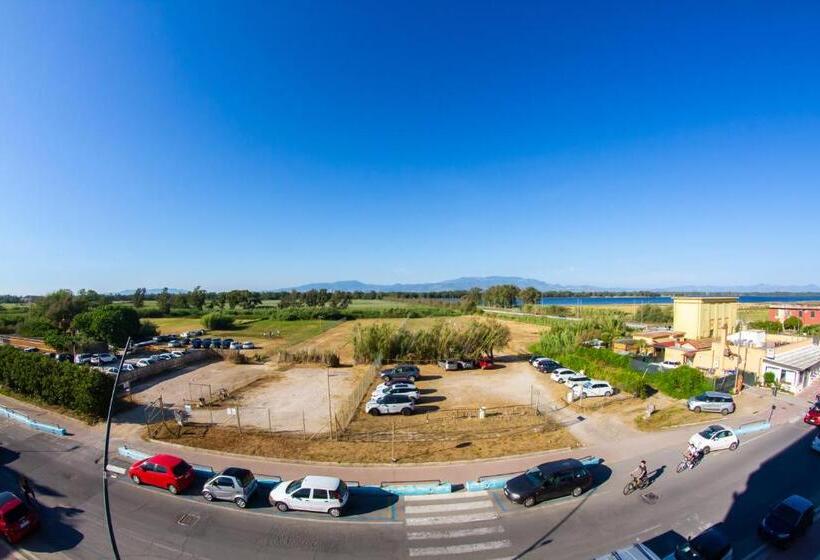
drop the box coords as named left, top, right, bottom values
left=403, top=491, right=512, bottom=559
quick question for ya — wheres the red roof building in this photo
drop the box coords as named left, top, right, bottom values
left=769, top=304, right=820, bottom=326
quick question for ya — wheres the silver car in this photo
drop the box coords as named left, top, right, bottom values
left=688, top=391, right=735, bottom=415
left=202, top=467, right=258, bottom=508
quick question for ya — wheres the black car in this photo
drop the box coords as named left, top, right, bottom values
left=381, top=364, right=420, bottom=382
left=758, top=495, right=815, bottom=548
left=221, top=338, right=233, bottom=349
left=537, top=360, right=562, bottom=373
left=54, top=353, right=73, bottom=362
left=191, top=338, right=202, bottom=349
left=503, top=459, right=592, bottom=507
left=675, top=524, right=733, bottom=560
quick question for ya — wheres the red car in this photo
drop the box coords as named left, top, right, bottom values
left=0, top=492, right=39, bottom=544
left=128, top=454, right=195, bottom=494
left=804, top=404, right=820, bottom=426
left=478, top=356, right=495, bottom=369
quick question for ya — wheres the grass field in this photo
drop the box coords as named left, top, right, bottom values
left=738, top=305, right=769, bottom=323
left=148, top=317, right=342, bottom=352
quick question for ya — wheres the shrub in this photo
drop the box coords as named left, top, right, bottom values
left=277, top=348, right=341, bottom=367
left=555, top=348, right=649, bottom=397
left=651, top=365, right=711, bottom=399
left=763, top=371, right=775, bottom=386
left=0, top=346, right=113, bottom=418
left=201, top=313, right=235, bottom=330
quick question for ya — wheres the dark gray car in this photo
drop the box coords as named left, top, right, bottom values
left=380, top=364, right=420, bottom=382
left=202, top=467, right=258, bottom=508
left=688, top=391, right=735, bottom=415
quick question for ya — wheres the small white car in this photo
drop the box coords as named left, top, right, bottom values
left=229, top=342, right=243, bottom=350
left=438, top=359, right=460, bottom=371
left=167, top=340, right=182, bottom=348
left=564, top=374, right=591, bottom=388
left=658, top=360, right=681, bottom=370
left=170, top=351, right=185, bottom=359
left=74, top=353, right=93, bottom=364
left=241, top=341, right=254, bottom=349
left=689, top=424, right=739, bottom=454
left=96, top=353, right=116, bottom=363
left=576, top=381, right=614, bottom=398
left=372, top=385, right=420, bottom=401
left=268, top=476, right=349, bottom=517
left=365, top=394, right=415, bottom=416
left=135, top=359, right=152, bottom=368
left=157, top=353, right=173, bottom=361
left=373, top=382, right=417, bottom=393
left=551, top=368, right=578, bottom=383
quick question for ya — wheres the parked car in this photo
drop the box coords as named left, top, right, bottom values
left=536, top=359, right=562, bottom=373
left=658, top=360, right=682, bottom=370
left=170, top=351, right=185, bottom=359
left=157, top=353, right=173, bottom=361
left=688, top=392, right=735, bottom=415
left=564, top=374, right=591, bottom=388
left=202, top=467, right=258, bottom=508
left=674, top=524, right=733, bottom=560
left=241, top=341, right=254, bottom=349
left=191, top=338, right=202, bottom=349
left=167, top=340, right=182, bottom=348
left=221, top=339, right=233, bottom=349
left=758, top=495, right=815, bottom=548
left=551, top=368, right=578, bottom=382
left=105, top=366, right=120, bottom=374
left=90, top=354, right=102, bottom=365
left=503, top=458, right=593, bottom=507
left=812, top=431, right=820, bottom=453
left=74, top=353, right=93, bottom=364
left=372, top=385, right=420, bottom=401
left=688, top=425, right=738, bottom=454
left=577, top=380, right=614, bottom=398
left=380, top=377, right=416, bottom=387
left=438, top=359, right=460, bottom=371
left=595, top=544, right=662, bottom=560
left=0, top=491, right=39, bottom=544
left=365, top=394, right=415, bottom=416
left=381, top=364, right=420, bottom=382
left=128, top=454, right=195, bottom=494
left=54, top=353, right=73, bottom=362
left=135, top=359, right=152, bottom=368
left=211, top=338, right=222, bottom=348
left=374, top=381, right=417, bottom=393
left=201, top=339, right=212, bottom=349
left=529, top=355, right=545, bottom=365
left=804, top=403, right=820, bottom=426
left=477, top=356, right=495, bottom=369
left=229, top=342, right=243, bottom=350
left=268, top=476, right=349, bottom=517
left=22, top=347, right=38, bottom=353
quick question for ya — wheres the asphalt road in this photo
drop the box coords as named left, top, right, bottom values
left=1, top=413, right=818, bottom=560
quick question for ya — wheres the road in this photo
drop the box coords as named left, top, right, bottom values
left=1, top=412, right=818, bottom=559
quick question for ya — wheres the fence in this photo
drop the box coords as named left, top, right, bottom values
left=332, top=363, right=380, bottom=437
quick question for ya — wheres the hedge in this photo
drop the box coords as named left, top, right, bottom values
left=0, top=345, right=113, bottom=418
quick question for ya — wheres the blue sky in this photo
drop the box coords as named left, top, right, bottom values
left=2, top=1, right=820, bottom=294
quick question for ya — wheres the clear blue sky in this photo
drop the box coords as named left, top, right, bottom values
left=2, top=1, right=820, bottom=294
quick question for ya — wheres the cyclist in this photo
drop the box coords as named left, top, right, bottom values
left=634, top=460, right=648, bottom=483
left=685, top=443, right=702, bottom=469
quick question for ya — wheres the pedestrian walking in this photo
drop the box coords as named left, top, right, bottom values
left=19, top=475, right=36, bottom=505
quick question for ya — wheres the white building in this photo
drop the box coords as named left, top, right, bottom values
left=762, top=344, right=820, bottom=393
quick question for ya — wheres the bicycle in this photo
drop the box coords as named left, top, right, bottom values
left=676, top=453, right=703, bottom=473
left=623, top=474, right=649, bottom=495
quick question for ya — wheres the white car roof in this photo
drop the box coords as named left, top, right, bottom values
left=302, top=475, right=342, bottom=490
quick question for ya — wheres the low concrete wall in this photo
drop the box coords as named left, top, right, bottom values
left=119, top=349, right=218, bottom=386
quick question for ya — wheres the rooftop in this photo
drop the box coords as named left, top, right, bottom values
left=764, top=345, right=820, bottom=371
left=768, top=302, right=820, bottom=309
left=673, top=296, right=739, bottom=303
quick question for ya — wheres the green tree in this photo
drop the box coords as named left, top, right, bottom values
left=156, top=288, right=172, bottom=315
left=484, top=285, right=520, bottom=308
left=188, top=286, right=206, bottom=310
left=783, top=316, right=802, bottom=331
left=30, top=289, right=89, bottom=330
left=520, top=287, right=541, bottom=306
left=72, top=305, right=142, bottom=346
left=132, top=288, right=146, bottom=308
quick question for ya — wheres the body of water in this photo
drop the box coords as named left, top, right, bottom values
left=538, top=295, right=820, bottom=306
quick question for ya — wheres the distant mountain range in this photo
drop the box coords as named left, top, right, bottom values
left=283, top=277, right=820, bottom=294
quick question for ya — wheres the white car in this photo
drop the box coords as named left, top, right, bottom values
left=372, top=385, right=420, bottom=401
left=157, top=353, right=173, bottom=361
left=576, top=380, right=614, bottom=398
left=689, top=424, right=739, bottom=454
left=241, top=341, right=254, bottom=349
left=229, top=342, right=243, bottom=350
left=268, top=476, right=349, bottom=517
left=374, top=382, right=417, bottom=393
left=564, top=374, right=591, bottom=388
left=170, top=351, right=185, bottom=359
left=106, top=364, right=135, bottom=374
left=438, top=359, right=460, bottom=371
left=658, top=360, right=681, bottom=370
left=135, top=359, right=152, bottom=368
left=365, top=394, right=415, bottom=416
left=167, top=340, right=182, bottom=348
left=96, top=353, right=117, bottom=363
left=551, top=368, right=578, bottom=382
left=74, top=353, right=93, bottom=364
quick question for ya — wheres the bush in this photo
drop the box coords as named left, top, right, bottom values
left=277, top=348, right=341, bottom=367
left=763, top=371, right=775, bottom=386
left=651, top=365, right=711, bottom=399
left=0, top=345, right=113, bottom=418
left=555, top=348, right=650, bottom=397
left=201, top=313, right=235, bottom=330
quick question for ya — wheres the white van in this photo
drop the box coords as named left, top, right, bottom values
left=268, top=475, right=349, bottom=517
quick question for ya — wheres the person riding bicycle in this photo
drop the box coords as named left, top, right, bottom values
left=685, top=443, right=702, bottom=469
left=634, top=460, right=648, bottom=483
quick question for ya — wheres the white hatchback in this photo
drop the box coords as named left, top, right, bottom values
left=689, top=424, right=739, bottom=454
left=576, top=380, right=614, bottom=398
left=551, top=368, right=578, bottom=383
left=268, top=476, right=349, bottom=517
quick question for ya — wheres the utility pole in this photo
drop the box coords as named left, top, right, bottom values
left=326, top=369, right=333, bottom=440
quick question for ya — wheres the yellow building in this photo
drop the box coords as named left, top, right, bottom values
left=672, top=296, right=738, bottom=340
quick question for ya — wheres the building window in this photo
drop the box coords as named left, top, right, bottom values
left=799, top=310, right=803, bottom=317
left=812, top=311, right=816, bottom=318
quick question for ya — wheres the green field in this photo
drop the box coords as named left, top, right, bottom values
left=148, top=317, right=342, bottom=348
left=347, top=298, right=413, bottom=310
left=738, top=305, right=769, bottom=323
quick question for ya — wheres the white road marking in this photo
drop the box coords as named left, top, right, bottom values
left=407, top=525, right=505, bottom=541
left=405, top=511, right=499, bottom=526
left=404, top=490, right=488, bottom=502
left=405, top=500, right=495, bottom=514
left=408, top=539, right=511, bottom=557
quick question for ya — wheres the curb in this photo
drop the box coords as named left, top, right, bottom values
left=0, top=404, right=67, bottom=436
left=142, top=437, right=579, bottom=468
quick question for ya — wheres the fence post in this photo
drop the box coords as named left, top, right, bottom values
left=302, top=410, right=306, bottom=440
left=267, top=408, right=272, bottom=433
left=236, top=405, right=242, bottom=434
